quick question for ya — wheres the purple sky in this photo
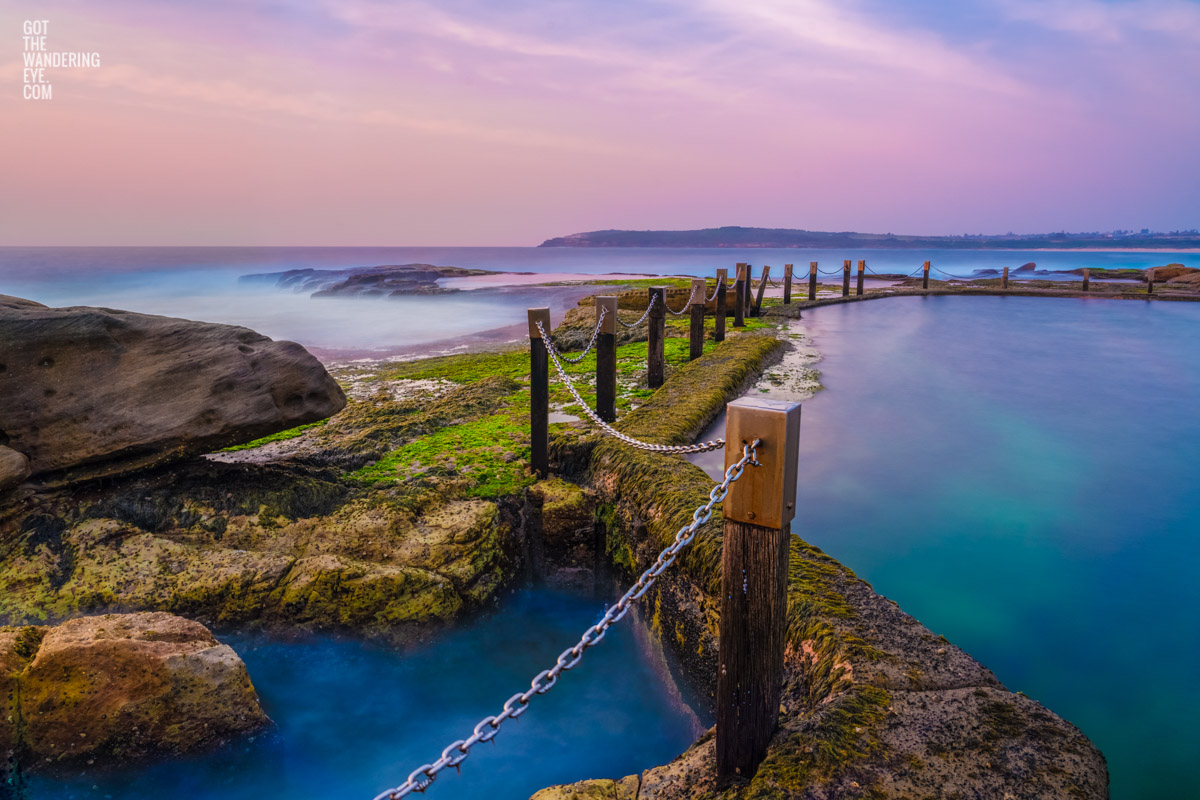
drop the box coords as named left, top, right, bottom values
left=2, top=0, right=1199, bottom=245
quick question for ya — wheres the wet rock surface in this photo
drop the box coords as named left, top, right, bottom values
left=1, top=612, right=267, bottom=769
left=0, top=295, right=346, bottom=489
left=238, top=264, right=493, bottom=298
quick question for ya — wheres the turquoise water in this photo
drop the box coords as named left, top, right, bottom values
left=24, top=590, right=699, bottom=800
left=1, top=246, right=1193, bottom=353
left=719, top=296, right=1198, bottom=798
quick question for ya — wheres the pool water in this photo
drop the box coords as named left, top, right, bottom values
left=24, top=589, right=700, bottom=800
left=699, top=295, right=1200, bottom=799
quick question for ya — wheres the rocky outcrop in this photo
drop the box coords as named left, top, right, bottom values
left=238, top=264, right=493, bottom=298
left=536, top=336, right=1108, bottom=799
left=1014, top=262, right=1037, bottom=273
left=0, top=374, right=524, bottom=640
left=1, top=612, right=267, bottom=768
left=0, top=295, right=346, bottom=488
left=1147, top=263, right=1197, bottom=282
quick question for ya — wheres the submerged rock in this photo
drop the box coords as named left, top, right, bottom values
left=0, top=295, right=346, bottom=488
left=1, top=612, right=268, bottom=768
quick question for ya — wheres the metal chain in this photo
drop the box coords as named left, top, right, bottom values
left=704, top=281, right=720, bottom=303
left=371, top=440, right=761, bottom=800
left=556, top=306, right=608, bottom=364
left=537, top=320, right=725, bottom=454
left=615, top=294, right=658, bottom=329
left=664, top=285, right=697, bottom=316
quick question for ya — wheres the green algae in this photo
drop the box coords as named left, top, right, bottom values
left=219, top=420, right=327, bottom=452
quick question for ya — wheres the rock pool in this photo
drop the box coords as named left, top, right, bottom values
left=23, top=589, right=699, bottom=800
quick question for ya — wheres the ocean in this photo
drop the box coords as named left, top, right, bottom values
left=1, top=245, right=1192, bottom=357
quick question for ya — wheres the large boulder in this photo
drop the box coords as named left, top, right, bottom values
left=1148, top=264, right=1197, bottom=282
left=0, top=295, right=346, bottom=487
left=2, top=612, right=269, bottom=767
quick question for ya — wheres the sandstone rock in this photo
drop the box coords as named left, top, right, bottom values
left=0, top=294, right=346, bottom=487
left=1147, top=263, right=1194, bottom=282
left=1169, top=271, right=1200, bottom=286
left=0, top=445, right=31, bottom=491
left=1014, top=262, right=1037, bottom=273
left=1, top=612, right=268, bottom=768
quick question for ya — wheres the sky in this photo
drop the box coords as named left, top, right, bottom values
left=1, top=0, right=1198, bottom=246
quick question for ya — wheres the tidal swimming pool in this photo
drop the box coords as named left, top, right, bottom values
left=695, top=295, right=1199, bottom=799
left=25, top=590, right=700, bottom=800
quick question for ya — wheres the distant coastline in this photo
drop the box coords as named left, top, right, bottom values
left=539, top=226, right=1200, bottom=250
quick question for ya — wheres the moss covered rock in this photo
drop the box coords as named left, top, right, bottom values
left=2, top=612, right=267, bottom=769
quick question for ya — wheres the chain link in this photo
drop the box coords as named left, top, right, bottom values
left=615, top=294, right=658, bottom=329
left=537, top=320, right=725, bottom=454
left=705, top=281, right=720, bottom=303
left=555, top=306, right=608, bottom=364
left=664, top=285, right=697, bottom=316
left=371, top=440, right=761, bottom=800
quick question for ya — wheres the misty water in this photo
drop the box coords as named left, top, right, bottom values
left=691, top=296, right=1200, bottom=799
left=1, top=245, right=1192, bottom=355
left=24, top=590, right=700, bottom=800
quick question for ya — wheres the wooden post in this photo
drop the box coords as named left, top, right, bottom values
left=717, top=397, right=802, bottom=786
left=922, top=261, right=930, bottom=290
left=752, top=265, right=770, bottom=317
left=842, top=260, right=851, bottom=297
left=648, top=287, right=666, bottom=388
left=595, top=296, right=617, bottom=423
left=1002, top=266, right=1009, bottom=290
left=1147, top=276, right=1154, bottom=295
left=783, top=264, right=793, bottom=305
left=689, top=278, right=706, bottom=361
left=1082, top=268, right=1090, bottom=293
left=715, top=268, right=728, bottom=342
left=856, top=260, right=865, bottom=296
left=734, top=264, right=746, bottom=328
left=528, top=308, right=551, bottom=478
left=808, top=262, right=817, bottom=301
left=744, top=265, right=754, bottom=317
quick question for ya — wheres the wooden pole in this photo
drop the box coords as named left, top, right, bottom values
left=715, top=268, right=728, bottom=342
left=734, top=264, right=746, bottom=328
left=1147, top=276, right=1154, bottom=295
left=808, top=262, right=817, bottom=301
left=1002, top=266, right=1009, bottom=290
left=648, top=287, right=666, bottom=388
left=1082, top=268, right=1090, bottom=293
left=528, top=308, right=551, bottom=478
left=744, top=265, right=754, bottom=317
left=856, top=260, right=865, bottom=296
left=752, top=265, right=770, bottom=317
left=923, top=260, right=930, bottom=290
left=717, top=397, right=802, bottom=786
left=595, top=296, right=617, bottom=423
left=689, top=278, right=707, bottom=361
left=783, top=264, right=793, bottom=305
left=842, top=260, right=851, bottom=297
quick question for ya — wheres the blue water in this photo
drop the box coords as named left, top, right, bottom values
left=25, top=589, right=698, bottom=800
left=697, top=296, right=1200, bottom=799
left=1, top=246, right=1192, bottom=354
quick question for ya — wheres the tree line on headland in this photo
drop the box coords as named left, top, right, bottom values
left=539, top=225, right=1200, bottom=249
